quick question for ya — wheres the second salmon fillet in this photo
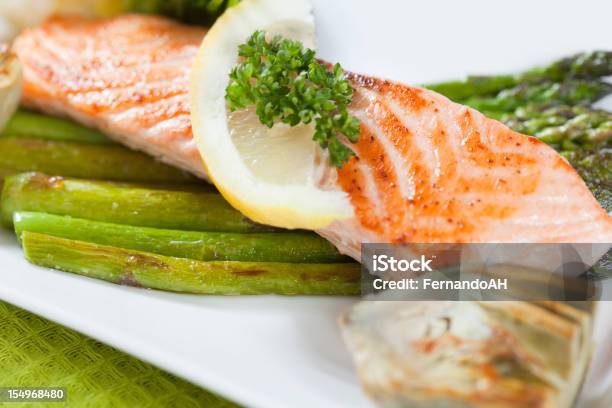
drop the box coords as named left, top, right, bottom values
left=14, top=14, right=209, bottom=179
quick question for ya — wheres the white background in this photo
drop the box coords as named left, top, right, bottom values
left=1, top=0, right=611, bottom=407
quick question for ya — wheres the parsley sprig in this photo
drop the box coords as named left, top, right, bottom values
left=225, top=30, right=361, bottom=167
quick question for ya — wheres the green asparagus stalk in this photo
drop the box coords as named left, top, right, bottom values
left=520, top=50, right=612, bottom=83
left=0, top=138, right=196, bottom=183
left=503, top=105, right=595, bottom=132
left=2, top=110, right=112, bottom=144
left=425, top=51, right=612, bottom=101
left=13, top=211, right=350, bottom=263
left=564, top=147, right=612, bottom=212
left=461, top=80, right=612, bottom=118
left=425, top=75, right=517, bottom=103
left=21, top=231, right=360, bottom=295
left=501, top=105, right=612, bottom=148
left=1, top=172, right=269, bottom=232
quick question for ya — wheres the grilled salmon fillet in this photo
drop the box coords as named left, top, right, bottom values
left=318, top=73, right=612, bottom=258
left=13, top=14, right=209, bottom=179
left=14, top=15, right=612, bottom=258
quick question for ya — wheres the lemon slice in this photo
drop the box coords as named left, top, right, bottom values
left=190, top=0, right=353, bottom=230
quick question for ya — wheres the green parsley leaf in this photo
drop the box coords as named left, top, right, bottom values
left=225, top=30, right=360, bottom=167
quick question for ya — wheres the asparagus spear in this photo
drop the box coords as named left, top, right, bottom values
left=564, top=147, right=612, bottom=212
left=0, top=137, right=197, bottom=182
left=14, top=211, right=350, bottom=263
left=461, top=80, right=612, bottom=118
left=501, top=105, right=612, bottom=148
left=21, top=231, right=360, bottom=295
left=2, top=110, right=112, bottom=144
left=1, top=172, right=270, bottom=232
left=426, top=51, right=612, bottom=101
left=520, top=50, right=612, bottom=83
left=424, top=75, right=517, bottom=103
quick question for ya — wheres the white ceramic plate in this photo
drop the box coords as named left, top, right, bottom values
left=1, top=0, right=611, bottom=407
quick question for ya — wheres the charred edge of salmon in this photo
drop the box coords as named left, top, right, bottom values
left=345, top=71, right=429, bottom=112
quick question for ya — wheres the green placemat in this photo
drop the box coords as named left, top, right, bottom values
left=0, top=301, right=239, bottom=407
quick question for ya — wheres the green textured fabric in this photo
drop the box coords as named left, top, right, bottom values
left=0, top=301, right=239, bottom=407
